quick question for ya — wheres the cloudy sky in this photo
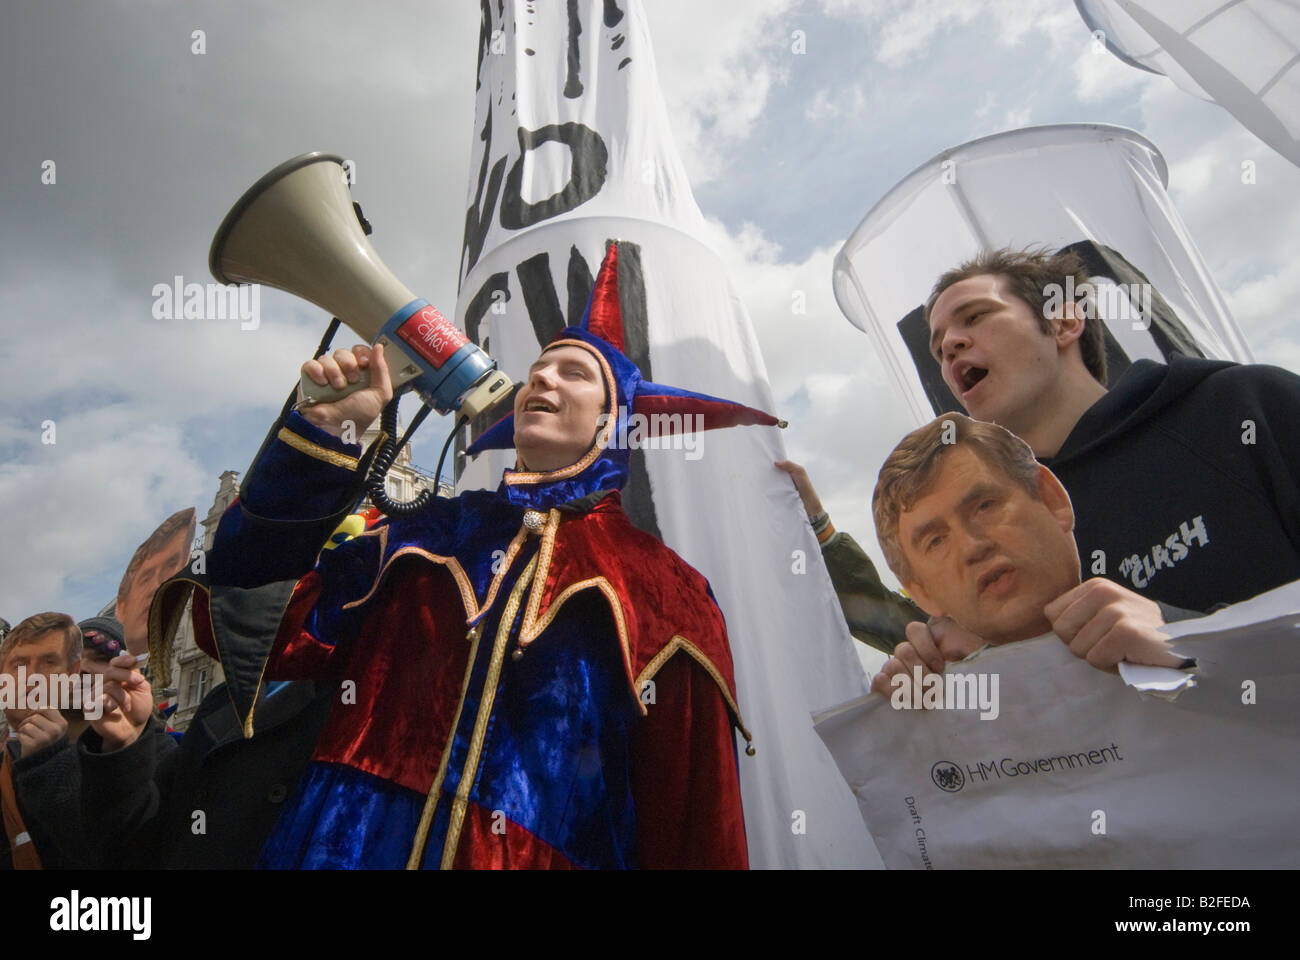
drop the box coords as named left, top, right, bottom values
left=3, top=0, right=1297, bottom=665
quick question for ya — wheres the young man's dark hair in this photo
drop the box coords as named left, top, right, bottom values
left=925, top=246, right=1107, bottom=384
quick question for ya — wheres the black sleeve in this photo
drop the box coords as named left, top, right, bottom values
left=1156, top=600, right=1206, bottom=624
left=13, top=736, right=89, bottom=869
left=78, top=717, right=180, bottom=868
left=1229, top=364, right=1300, bottom=551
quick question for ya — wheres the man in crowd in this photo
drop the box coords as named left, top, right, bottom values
left=866, top=414, right=1189, bottom=696
left=153, top=243, right=780, bottom=869
left=76, top=642, right=334, bottom=869
left=1, top=612, right=89, bottom=868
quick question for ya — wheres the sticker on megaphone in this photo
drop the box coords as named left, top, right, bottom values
left=299, top=300, right=512, bottom=418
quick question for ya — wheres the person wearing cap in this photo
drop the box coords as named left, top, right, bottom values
left=151, top=243, right=778, bottom=869
left=76, top=650, right=336, bottom=870
left=78, top=616, right=128, bottom=665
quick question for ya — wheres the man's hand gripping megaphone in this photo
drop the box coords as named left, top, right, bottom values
left=297, top=342, right=394, bottom=440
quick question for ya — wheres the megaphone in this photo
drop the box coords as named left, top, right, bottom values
left=209, top=152, right=512, bottom=420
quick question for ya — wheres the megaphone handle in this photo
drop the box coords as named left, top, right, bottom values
left=299, top=368, right=372, bottom=406
left=298, top=336, right=425, bottom=406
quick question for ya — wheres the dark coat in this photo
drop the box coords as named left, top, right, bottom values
left=1043, top=357, right=1300, bottom=610
left=3, top=735, right=89, bottom=869
left=79, top=679, right=335, bottom=869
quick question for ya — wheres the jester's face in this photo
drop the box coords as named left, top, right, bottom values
left=512, top=343, right=612, bottom=473
left=468, top=242, right=782, bottom=510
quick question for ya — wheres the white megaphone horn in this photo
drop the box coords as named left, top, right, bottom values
left=209, top=152, right=512, bottom=419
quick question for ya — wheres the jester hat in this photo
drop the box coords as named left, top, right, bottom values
left=467, top=241, right=784, bottom=510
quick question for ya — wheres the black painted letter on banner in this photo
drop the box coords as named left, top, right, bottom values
left=463, top=107, right=508, bottom=278
left=518, top=253, right=567, bottom=348
left=499, top=123, right=608, bottom=230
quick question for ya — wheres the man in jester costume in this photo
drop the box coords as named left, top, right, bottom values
left=152, top=242, right=781, bottom=868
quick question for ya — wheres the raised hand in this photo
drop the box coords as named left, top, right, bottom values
left=774, top=460, right=825, bottom=521
left=1045, top=577, right=1185, bottom=671
left=869, top=617, right=986, bottom=702
left=298, top=342, right=394, bottom=439
left=82, top=653, right=154, bottom=750
left=14, top=708, right=67, bottom=758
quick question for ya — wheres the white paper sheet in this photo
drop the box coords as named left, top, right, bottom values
left=814, top=582, right=1300, bottom=868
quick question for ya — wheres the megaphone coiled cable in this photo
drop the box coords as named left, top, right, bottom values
left=366, top=399, right=464, bottom=516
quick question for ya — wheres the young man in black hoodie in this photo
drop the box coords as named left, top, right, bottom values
left=925, top=247, right=1300, bottom=613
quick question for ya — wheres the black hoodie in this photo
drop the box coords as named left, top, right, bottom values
left=1041, top=356, right=1300, bottom=611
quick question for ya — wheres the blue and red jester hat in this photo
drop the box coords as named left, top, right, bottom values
left=467, top=240, right=786, bottom=510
